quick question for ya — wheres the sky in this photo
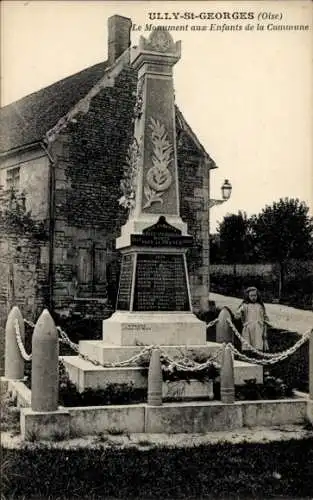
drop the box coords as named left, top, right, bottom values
left=1, top=0, right=312, bottom=231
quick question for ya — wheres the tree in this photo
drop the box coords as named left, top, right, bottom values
left=250, top=198, right=313, bottom=300
left=209, top=234, right=221, bottom=264
left=217, top=211, right=252, bottom=273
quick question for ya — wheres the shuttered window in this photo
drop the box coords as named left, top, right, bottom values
left=77, top=243, right=107, bottom=295
left=7, top=167, right=20, bottom=190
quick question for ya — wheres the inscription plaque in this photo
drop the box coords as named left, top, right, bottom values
left=131, top=234, right=193, bottom=248
left=116, top=254, right=134, bottom=310
left=133, top=253, right=190, bottom=311
left=131, top=216, right=193, bottom=248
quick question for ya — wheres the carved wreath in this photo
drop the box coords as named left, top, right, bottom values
left=119, top=137, right=141, bottom=210
left=143, top=118, right=173, bottom=209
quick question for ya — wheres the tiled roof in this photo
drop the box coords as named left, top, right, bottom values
left=0, top=61, right=108, bottom=154
left=0, top=58, right=215, bottom=168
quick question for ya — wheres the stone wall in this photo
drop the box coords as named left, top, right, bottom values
left=47, top=64, right=210, bottom=317
left=0, top=149, right=50, bottom=327
left=178, top=152, right=210, bottom=309
left=48, top=66, right=136, bottom=318
left=49, top=64, right=210, bottom=317
left=0, top=235, right=50, bottom=326
left=0, top=148, right=50, bottom=219
left=0, top=67, right=211, bottom=325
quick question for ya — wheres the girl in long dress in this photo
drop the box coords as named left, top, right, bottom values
left=235, top=287, right=269, bottom=352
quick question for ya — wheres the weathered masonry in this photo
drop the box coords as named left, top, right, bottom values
left=0, top=15, right=217, bottom=325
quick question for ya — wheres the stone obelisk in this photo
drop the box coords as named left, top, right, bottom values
left=103, top=30, right=206, bottom=346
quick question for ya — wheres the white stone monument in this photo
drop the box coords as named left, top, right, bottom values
left=103, top=30, right=206, bottom=346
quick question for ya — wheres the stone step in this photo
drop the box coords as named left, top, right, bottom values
left=61, top=355, right=263, bottom=394
left=78, top=340, right=223, bottom=365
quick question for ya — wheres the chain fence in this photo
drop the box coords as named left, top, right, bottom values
left=226, top=317, right=312, bottom=365
left=14, top=319, right=32, bottom=362
left=13, top=313, right=312, bottom=372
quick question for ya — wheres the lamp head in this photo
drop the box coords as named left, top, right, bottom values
left=221, top=179, right=232, bottom=200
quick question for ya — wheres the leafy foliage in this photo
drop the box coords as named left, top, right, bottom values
left=250, top=198, right=313, bottom=264
left=138, top=350, right=220, bottom=383
left=235, top=374, right=290, bottom=401
left=143, top=118, right=173, bottom=208
left=160, top=353, right=219, bottom=383
left=250, top=198, right=313, bottom=298
left=216, top=199, right=313, bottom=266
left=209, top=270, right=313, bottom=309
left=0, top=187, right=47, bottom=238
left=217, top=211, right=253, bottom=266
left=119, top=137, right=141, bottom=210
left=215, top=198, right=313, bottom=298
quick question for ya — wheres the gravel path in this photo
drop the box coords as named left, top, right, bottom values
left=1, top=425, right=312, bottom=450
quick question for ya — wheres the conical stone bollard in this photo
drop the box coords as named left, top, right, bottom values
left=220, top=344, right=235, bottom=404
left=4, top=306, right=25, bottom=380
left=148, top=348, right=163, bottom=406
left=31, top=309, right=59, bottom=412
left=216, top=307, right=234, bottom=344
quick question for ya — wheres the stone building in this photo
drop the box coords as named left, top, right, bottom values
left=0, top=15, right=216, bottom=324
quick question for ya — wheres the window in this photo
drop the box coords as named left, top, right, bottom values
left=6, top=167, right=20, bottom=190
left=76, top=243, right=107, bottom=297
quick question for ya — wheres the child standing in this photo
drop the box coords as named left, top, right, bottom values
left=235, top=287, right=269, bottom=352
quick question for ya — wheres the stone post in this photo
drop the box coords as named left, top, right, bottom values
left=148, top=348, right=163, bottom=406
left=4, top=306, right=25, bottom=380
left=309, top=330, right=313, bottom=401
left=220, top=344, right=235, bottom=403
left=31, top=309, right=59, bottom=412
left=216, top=307, right=234, bottom=344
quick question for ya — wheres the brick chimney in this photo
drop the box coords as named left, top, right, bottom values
left=108, top=15, right=132, bottom=65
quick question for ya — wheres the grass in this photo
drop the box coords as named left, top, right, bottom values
left=1, top=438, right=313, bottom=498
left=0, top=393, right=20, bottom=434
left=1, top=311, right=312, bottom=499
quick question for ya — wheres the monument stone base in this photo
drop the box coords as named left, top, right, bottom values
left=102, top=311, right=207, bottom=346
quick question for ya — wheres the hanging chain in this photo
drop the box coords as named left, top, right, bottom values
left=20, top=312, right=312, bottom=369
left=226, top=318, right=311, bottom=364
left=206, top=318, right=219, bottom=329
left=14, top=319, right=32, bottom=361
left=227, top=319, right=286, bottom=358
left=24, top=318, right=36, bottom=329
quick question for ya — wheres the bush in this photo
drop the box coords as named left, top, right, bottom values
left=267, top=327, right=309, bottom=392
left=210, top=271, right=313, bottom=309
left=235, top=375, right=291, bottom=401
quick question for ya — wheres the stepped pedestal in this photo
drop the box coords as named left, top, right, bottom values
left=62, top=30, right=263, bottom=405
left=61, top=340, right=263, bottom=396
left=103, top=311, right=206, bottom=346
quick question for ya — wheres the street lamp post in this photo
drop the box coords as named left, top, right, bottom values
left=209, top=179, right=232, bottom=208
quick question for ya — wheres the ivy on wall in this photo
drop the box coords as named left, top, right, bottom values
left=57, top=67, right=137, bottom=236
left=0, top=187, right=48, bottom=240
